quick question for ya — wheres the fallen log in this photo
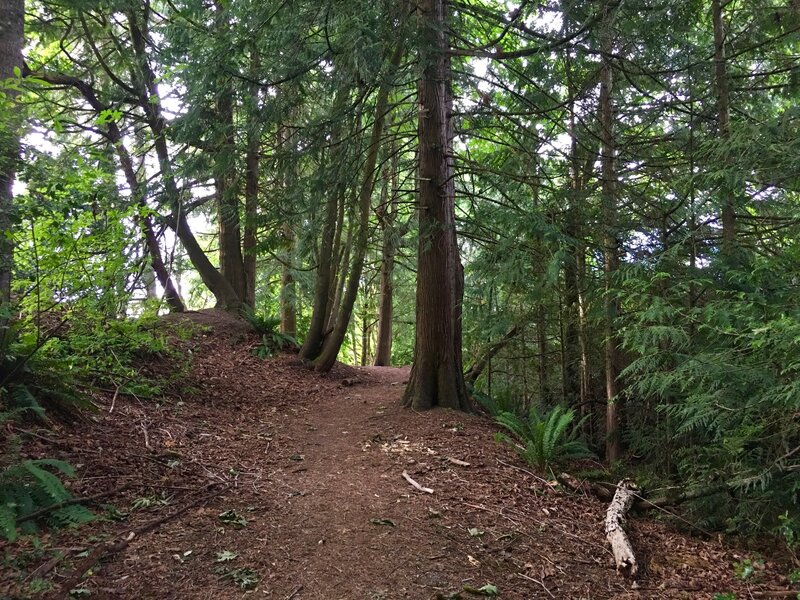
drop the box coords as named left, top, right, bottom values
left=605, top=479, right=638, bottom=578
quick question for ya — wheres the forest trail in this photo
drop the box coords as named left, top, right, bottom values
left=4, top=312, right=787, bottom=599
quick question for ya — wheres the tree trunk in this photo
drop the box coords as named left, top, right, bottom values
left=277, top=120, right=297, bottom=338
left=300, top=91, right=350, bottom=361
left=0, top=0, right=23, bottom=354
left=563, top=151, right=582, bottom=406
left=27, top=68, right=187, bottom=313
left=327, top=217, right=352, bottom=336
left=600, top=0, right=622, bottom=463
left=314, top=40, right=405, bottom=372
left=215, top=82, right=247, bottom=301
left=465, top=325, right=520, bottom=386
left=605, top=480, right=639, bottom=578
left=373, top=158, right=398, bottom=366
left=127, top=9, right=241, bottom=311
left=360, top=289, right=370, bottom=366
left=403, top=0, right=470, bottom=412
left=712, top=0, right=737, bottom=262
left=280, top=226, right=297, bottom=338
left=243, top=51, right=260, bottom=308
left=115, top=137, right=185, bottom=313
left=577, top=247, right=592, bottom=437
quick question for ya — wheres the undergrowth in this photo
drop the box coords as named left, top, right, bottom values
left=0, top=304, right=194, bottom=542
left=241, top=307, right=297, bottom=357
left=0, top=405, right=93, bottom=541
left=479, top=393, right=593, bottom=471
left=619, top=259, right=800, bottom=540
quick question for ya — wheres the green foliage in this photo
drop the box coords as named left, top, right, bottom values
left=216, top=566, right=260, bottom=590
left=619, top=259, right=800, bottom=535
left=241, top=307, right=297, bottom=357
left=218, top=509, right=247, bottom=529
left=215, top=550, right=238, bottom=562
left=0, top=455, right=93, bottom=542
left=733, top=557, right=764, bottom=581
left=473, top=388, right=520, bottom=418
left=131, top=492, right=171, bottom=510
left=240, top=307, right=281, bottom=337
left=0, top=332, right=94, bottom=544
left=494, top=405, right=592, bottom=470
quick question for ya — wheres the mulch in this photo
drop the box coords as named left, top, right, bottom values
left=0, top=310, right=794, bottom=599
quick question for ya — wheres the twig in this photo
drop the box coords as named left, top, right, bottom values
left=18, top=483, right=132, bottom=524
left=25, top=549, right=76, bottom=581
left=109, top=385, right=120, bottom=413
left=516, top=572, right=555, bottom=598
left=446, top=457, right=471, bottom=467
left=13, top=428, right=62, bottom=445
left=140, top=420, right=151, bottom=449
left=497, top=458, right=553, bottom=487
left=50, top=483, right=227, bottom=599
left=402, top=470, right=433, bottom=493
left=285, top=585, right=303, bottom=599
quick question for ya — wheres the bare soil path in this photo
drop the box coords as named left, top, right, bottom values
left=1, top=312, right=789, bottom=599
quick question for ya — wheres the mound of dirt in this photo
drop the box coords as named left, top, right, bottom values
left=1, top=322, right=792, bottom=599
left=161, top=308, right=256, bottom=344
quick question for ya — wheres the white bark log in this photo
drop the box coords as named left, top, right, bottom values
left=605, top=478, right=638, bottom=578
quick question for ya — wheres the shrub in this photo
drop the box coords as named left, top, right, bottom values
left=241, top=307, right=297, bottom=357
left=0, top=405, right=93, bottom=542
left=494, top=405, right=592, bottom=470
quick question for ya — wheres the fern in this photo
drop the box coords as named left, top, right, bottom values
left=494, top=405, right=592, bottom=470
left=0, top=460, right=92, bottom=541
left=240, top=306, right=280, bottom=336
left=8, top=385, right=45, bottom=418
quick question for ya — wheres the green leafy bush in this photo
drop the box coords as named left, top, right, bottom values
left=473, top=388, right=522, bottom=418
left=494, top=405, right=592, bottom=470
left=0, top=400, right=92, bottom=541
left=241, top=307, right=297, bottom=357
left=619, top=258, right=800, bottom=536
left=0, top=458, right=93, bottom=541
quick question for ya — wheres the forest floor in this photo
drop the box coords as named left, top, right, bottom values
left=1, top=310, right=793, bottom=599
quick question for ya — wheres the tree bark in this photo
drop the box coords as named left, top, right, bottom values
left=215, top=80, right=247, bottom=301
left=26, top=68, right=187, bottom=313
left=127, top=9, right=241, bottom=311
left=605, top=479, right=639, bottom=578
left=360, top=287, right=371, bottom=366
left=712, top=0, right=738, bottom=262
left=327, top=216, right=352, bottom=336
left=213, top=2, right=246, bottom=302
left=243, top=52, right=260, bottom=308
left=300, top=91, right=349, bottom=361
left=0, top=0, right=23, bottom=354
left=373, top=158, right=398, bottom=366
left=402, top=0, right=471, bottom=412
left=115, top=136, right=185, bottom=313
left=314, top=40, right=405, bottom=372
left=599, top=0, right=622, bottom=463
left=465, top=325, right=520, bottom=386
left=280, top=226, right=297, bottom=338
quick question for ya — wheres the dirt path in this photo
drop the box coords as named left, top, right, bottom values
left=2, top=315, right=788, bottom=599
